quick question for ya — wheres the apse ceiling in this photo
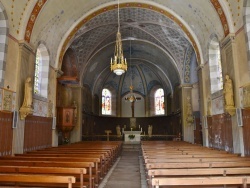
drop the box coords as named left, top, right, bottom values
left=69, top=6, right=196, bottom=96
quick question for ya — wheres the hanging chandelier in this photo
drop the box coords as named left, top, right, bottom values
left=110, top=0, right=127, bottom=76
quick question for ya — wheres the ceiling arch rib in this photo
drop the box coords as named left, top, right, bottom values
left=70, top=7, right=192, bottom=76
left=57, top=2, right=204, bottom=69
left=88, top=40, right=180, bottom=97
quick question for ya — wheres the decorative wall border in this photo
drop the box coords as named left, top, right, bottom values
left=25, top=0, right=47, bottom=42
left=24, top=1, right=229, bottom=67
left=210, top=0, right=229, bottom=37
left=58, top=3, right=201, bottom=67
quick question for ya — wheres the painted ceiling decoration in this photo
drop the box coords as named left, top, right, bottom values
left=25, top=0, right=47, bottom=42
left=210, top=0, right=229, bottom=36
left=59, top=3, right=201, bottom=66
left=19, top=0, right=231, bottom=98
left=23, top=1, right=229, bottom=65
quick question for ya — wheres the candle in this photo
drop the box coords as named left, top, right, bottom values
left=139, top=125, right=140, bottom=128
left=141, top=127, right=142, bottom=132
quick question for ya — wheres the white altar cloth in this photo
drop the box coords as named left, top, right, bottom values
left=123, top=131, right=141, bottom=143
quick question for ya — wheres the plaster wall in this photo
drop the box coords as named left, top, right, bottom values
left=235, top=28, right=250, bottom=87
left=4, top=37, right=19, bottom=92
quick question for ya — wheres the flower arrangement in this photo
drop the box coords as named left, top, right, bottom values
left=128, top=134, right=135, bottom=140
left=63, top=137, right=70, bottom=144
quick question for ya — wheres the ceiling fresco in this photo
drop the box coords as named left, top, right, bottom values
left=1, top=0, right=244, bottom=97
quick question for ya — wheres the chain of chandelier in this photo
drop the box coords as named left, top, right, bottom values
left=110, top=0, right=127, bottom=76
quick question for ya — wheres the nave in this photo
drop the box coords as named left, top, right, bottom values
left=1, top=141, right=250, bottom=188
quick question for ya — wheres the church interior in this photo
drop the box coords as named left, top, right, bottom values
left=1, top=0, right=250, bottom=187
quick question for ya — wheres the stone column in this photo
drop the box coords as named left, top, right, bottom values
left=13, top=41, right=35, bottom=154
left=197, top=64, right=209, bottom=147
left=180, top=84, right=194, bottom=143
left=220, top=34, right=244, bottom=155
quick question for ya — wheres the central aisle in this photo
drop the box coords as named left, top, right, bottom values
left=99, top=144, right=147, bottom=188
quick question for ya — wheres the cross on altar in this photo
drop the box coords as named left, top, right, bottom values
left=125, top=86, right=141, bottom=117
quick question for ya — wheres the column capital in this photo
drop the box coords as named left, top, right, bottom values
left=179, top=84, right=193, bottom=89
left=220, top=33, right=235, bottom=48
left=18, top=40, right=34, bottom=53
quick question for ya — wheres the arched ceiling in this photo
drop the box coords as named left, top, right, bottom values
left=68, top=4, right=197, bottom=95
left=1, top=0, right=244, bottom=96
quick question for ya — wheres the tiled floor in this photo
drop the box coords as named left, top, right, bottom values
left=99, top=144, right=147, bottom=188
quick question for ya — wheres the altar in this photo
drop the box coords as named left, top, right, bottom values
left=123, top=131, right=141, bottom=143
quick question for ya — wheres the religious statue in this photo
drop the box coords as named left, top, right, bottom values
left=20, top=77, right=33, bottom=120
left=116, top=125, right=121, bottom=137
left=224, top=75, right=234, bottom=107
left=125, top=85, right=141, bottom=117
left=22, top=77, right=33, bottom=108
left=223, top=74, right=235, bottom=116
left=148, top=125, right=153, bottom=137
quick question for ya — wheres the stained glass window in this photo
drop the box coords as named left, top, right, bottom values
left=155, top=88, right=165, bottom=115
left=209, top=38, right=223, bottom=94
left=102, top=89, right=111, bottom=115
left=34, top=49, right=41, bottom=95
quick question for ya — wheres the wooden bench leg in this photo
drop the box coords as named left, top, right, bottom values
left=243, top=177, right=247, bottom=188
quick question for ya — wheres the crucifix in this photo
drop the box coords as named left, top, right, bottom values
left=125, top=85, right=141, bottom=117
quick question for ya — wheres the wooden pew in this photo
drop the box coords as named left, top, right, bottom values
left=151, top=176, right=250, bottom=188
left=0, top=156, right=101, bottom=185
left=142, top=141, right=250, bottom=188
left=0, top=160, right=94, bottom=188
left=144, top=157, right=250, bottom=163
left=26, top=150, right=112, bottom=170
left=0, top=166, right=86, bottom=188
left=148, top=167, right=250, bottom=177
left=147, top=167, right=250, bottom=186
left=0, top=173, right=75, bottom=188
left=15, top=153, right=107, bottom=178
left=146, top=161, right=250, bottom=169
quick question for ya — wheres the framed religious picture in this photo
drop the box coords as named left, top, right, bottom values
left=0, top=88, right=16, bottom=112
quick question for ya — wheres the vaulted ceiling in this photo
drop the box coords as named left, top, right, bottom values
left=1, top=0, right=243, bottom=96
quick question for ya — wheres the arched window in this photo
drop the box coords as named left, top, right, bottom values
left=155, top=88, right=165, bottom=115
left=34, top=44, right=49, bottom=98
left=102, top=88, right=111, bottom=115
left=209, top=37, right=223, bottom=94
